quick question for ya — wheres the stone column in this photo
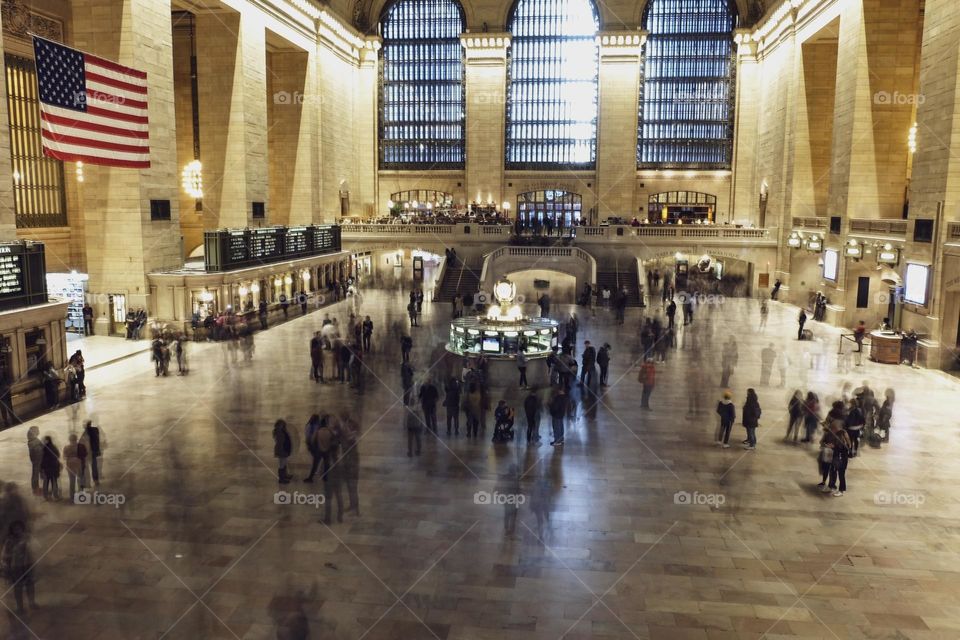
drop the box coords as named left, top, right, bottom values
left=595, top=32, right=643, bottom=224
left=0, top=11, right=17, bottom=241
left=356, top=39, right=381, bottom=219
left=71, top=0, right=182, bottom=328
left=196, top=9, right=268, bottom=229
left=267, top=48, right=318, bottom=226
left=730, top=29, right=759, bottom=224
left=461, top=34, right=510, bottom=209
left=899, top=0, right=960, bottom=356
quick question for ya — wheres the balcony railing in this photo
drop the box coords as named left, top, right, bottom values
left=341, top=223, right=775, bottom=243
left=848, top=219, right=908, bottom=237
left=792, top=217, right=828, bottom=230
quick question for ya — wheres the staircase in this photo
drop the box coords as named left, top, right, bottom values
left=595, top=261, right=643, bottom=307
left=437, top=261, right=482, bottom=302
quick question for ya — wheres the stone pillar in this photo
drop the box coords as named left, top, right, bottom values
left=899, top=0, right=960, bottom=353
left=71, top=0, right=182, bottom=328
left=595, top=32, right=643, bottom=224
left=196, top=10, right=268, bottom=229
left=730, top=30, right=759, bottom=224
left=828, top=0, right=922, bottom=222
left=461, top=34, right=509, bottom=209
left=0, top=11, right=17, bottom=241
left=356, top=39, right=380, bottom=219
left=267, top=48, right=319, bottom=226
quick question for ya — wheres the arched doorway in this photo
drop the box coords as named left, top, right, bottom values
left=516, top=189, right=582, bottom=228
left=647, top=191, right=716, bottom=224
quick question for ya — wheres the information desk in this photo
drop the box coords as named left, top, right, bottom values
left=870, top=331, right=902, bottom=365
left=447, top=316, right=559, bottom=359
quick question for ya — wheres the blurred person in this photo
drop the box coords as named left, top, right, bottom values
left=26, top=427, right=42, bottom=496
left=273, top=419, right=293, bottom=484
left=492, top=400, right=515, bottom=443
left=827, top=420, right=852, bottom=497
left=362, top=316, right=373, bottom=353
left=801, top=391, right=821, bottom=443
left=844, top=398, right=865, bottom=458
left=524, top=388, right=542, bottom=444
left=720, top=337, right=738, bottom=388
left=302, top=414, right=322, bottom=483
left=62, top=434, right=88, bottom=501
left=309, top=332, right=323, bottom=383
left=1, top=521, right=36, bottom=613
left=517, top=350, right=529, bottom=389
left=40, top=436, right=61, bottom=501
left=418, top=379, right=440, bottom=433
left=464, top=382, right=483, bottom=438
left=444, top=376, right=461, bottom=436
left=548, top=387, right=568, bottom=446
left=338, top=413, right=360, bottom=516
left=597, top=343, right=611, bottom=386
left=79, top=421, right=105, bottom=485
left=638, top=358, right=656, bottom=410
left=0, top=484, right=30, bottom=538
left=759, top=344, right=775, bottom=386
left=785, top=390, right=804, bottom=443
left=758, top=299, right=768, bottom=332
left=401, top=361, right=415, bottom=406
left=405, top=405, right=423, bottom=457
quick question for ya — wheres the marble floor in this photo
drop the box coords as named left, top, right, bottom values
left=2, top=280, right=960, bottom=640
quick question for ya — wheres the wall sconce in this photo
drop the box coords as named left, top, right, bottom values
left=302, top=270, right=311, bottom=281
left=274, top=277, right=282, bottom=287
left=181, top=160, right=203, bottom=198
left=844, top=239, right=863, bottom=260
left=804, top=234, right=822, bottom=252
left=787, top=231, right=802, bottom=248
left=238, top=285, right=249, bottom=296
left=877, top=243, right=900, bottom=266
left=251, top=283, right=260, bottom=293
left=75, top=161, right=84, bottom=183
left=283, top=275, right=293, bottom=285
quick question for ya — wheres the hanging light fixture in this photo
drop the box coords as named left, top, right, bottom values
left=181, top=160, right=203, bottom=198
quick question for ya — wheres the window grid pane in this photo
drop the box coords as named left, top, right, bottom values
left=638, top=0, right=736, bottom=170
left=4, top=54, right=67, bottom=228
left=379, top=0, right=465, bottom=169
left=506, top=0, right=599, bottom=170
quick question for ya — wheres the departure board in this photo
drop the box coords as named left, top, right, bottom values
left=0, top=242, right=48, bottom=311
left=203, top=225, right=342, bottom=272
left=285, top=227, right=310, bottom=256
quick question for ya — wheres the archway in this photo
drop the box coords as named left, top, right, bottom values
left=516, top=189, right=583, bottom=228
left=647, top=191, right=717, bottom=224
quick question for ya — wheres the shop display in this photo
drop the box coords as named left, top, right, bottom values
left=46, top=272, right=87, bottom=333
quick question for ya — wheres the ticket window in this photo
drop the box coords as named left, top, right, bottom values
left=24, top=329, right=47, bottom=375
left=0, top=336, right=13, bottom=384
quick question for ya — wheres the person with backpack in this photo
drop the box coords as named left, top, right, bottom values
left=273, top=419, right=293, bottom=484
left=716, top=391, right=736, bottom=448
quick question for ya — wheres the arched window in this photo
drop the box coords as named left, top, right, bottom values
left=506, top=0, right=599, bottom=169
left=379, top=0, right=465, bottom=169
left=638, top=0, right=736, bottom=169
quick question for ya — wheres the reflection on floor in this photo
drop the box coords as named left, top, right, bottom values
left=2, top=284, right=959, bottom=640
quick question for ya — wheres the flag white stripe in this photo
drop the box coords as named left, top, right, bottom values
left=85, top=80, right=149, bottom=105
left=40, top=137, right=150, bottom=163
left=83, top=60, right=148, bottom=89
left=40, top=103, right=150, bottom=133
left=41, top=120, right=149, bottom=149
left=84, top=93, right=149, bottom=118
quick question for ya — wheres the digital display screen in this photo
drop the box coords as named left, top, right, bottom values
left=482, top=337, right=500, bottom=352
left=904, top=263, right=929, bottom=305
left=823, top=249, right=839, bottom=281
left=0, top=254, right=24, bottom=297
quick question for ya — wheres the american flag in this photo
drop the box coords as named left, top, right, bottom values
left=33, top=36, right=150, bottom=169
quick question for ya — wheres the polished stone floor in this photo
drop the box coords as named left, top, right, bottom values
left=2, top=276, right=960, bottom=640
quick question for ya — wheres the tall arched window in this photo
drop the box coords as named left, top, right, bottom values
left=506, top=0, right=599, bottom=169
left=638, top=0, right=736, bottom=169
left=379, top=0, right=465, bottom=169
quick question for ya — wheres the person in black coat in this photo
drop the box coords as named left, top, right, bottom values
left=797, top=309, right=807, bottom=340
left=273, top=420, right=293, bottom=483
left=742, top=389, right=761, bottom=450
left=40, top=436, right=61, bottom=500
left=596, top=344, right=611, bottom=386
left=715, top=392, right=736, bottom=448
left=443, top=377, right=461, bottom=436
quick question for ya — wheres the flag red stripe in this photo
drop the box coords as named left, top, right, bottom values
left=42, top=148, right=149, bottom=168
left=84, top=71, right=148, bottom=95
left=41, top=112, right=150, bottom=139
left=85, top=105, right=149, bottom=124
left=84, top=53, right=148, bottom=80
left=85, top=88, right=148, bottom=110
left=42, top=129, right=148, bottom=154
